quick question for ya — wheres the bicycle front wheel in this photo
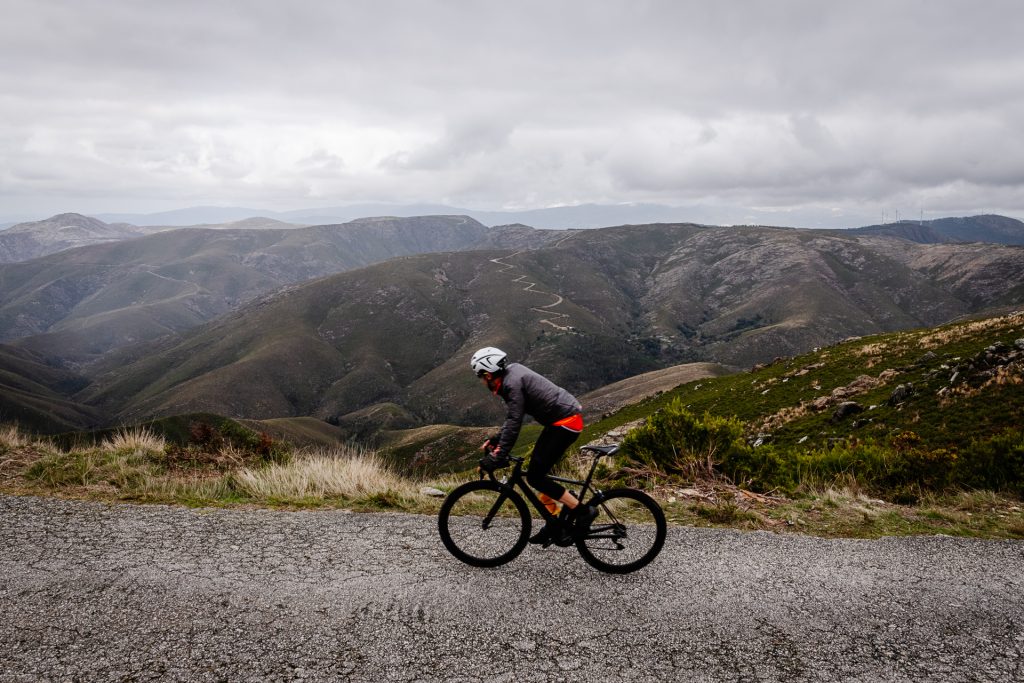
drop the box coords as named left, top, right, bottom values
left=575, top=488, right=666, bottom=574
left=438, top=480, right=531, bottom=568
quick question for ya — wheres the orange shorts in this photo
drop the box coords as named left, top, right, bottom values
left=552, top=413, right=584, bottom=432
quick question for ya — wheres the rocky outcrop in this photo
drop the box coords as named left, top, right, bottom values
left=934, top=340, right=1024, bottom=402
left=832, top=401, right=865, bottom=422
left=888, top=384, right=914, bottom=406
left=0, top=213, right=143, bottom=263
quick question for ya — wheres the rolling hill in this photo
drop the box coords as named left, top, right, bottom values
left=0, top=214, right=146, bottom=263
left=848, top=214, right=1024, bottom=245
left=0, top=215, right=562, bottom=364
left=575, top=309, right=1024, bottom=500
left=0, top=213, right=312, bottom=264
left=0, top=344, right=101, bottom=432
left=74, top=222, right=1024, bottom=430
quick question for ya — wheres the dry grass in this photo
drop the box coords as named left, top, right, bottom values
left=232, top=446, right=420, bottom=501
left=939, top=363, right=1024, bottom=406
left=854, top=341, right=894, bottom=358
left=101, top=427, right=166, bottom=454
left=0, top=424, right=32, bottom=450
left=756, top=402, right=813, bottom=433
left=918, top=312, right=1024, bottom=349
left=0, top=425, right=41, bottom=486
left=4, top=422, right=1021, bottom=539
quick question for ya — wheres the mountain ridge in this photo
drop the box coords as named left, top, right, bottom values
left=0, top=216, right=563, bottom=364
left=0, top=213, right=145, bottom=263
left=73, top=223, right=1024, bottom=429
left=847, top=214, right=1024, bottom=245
left=4, top=212, right=1023, bottom=267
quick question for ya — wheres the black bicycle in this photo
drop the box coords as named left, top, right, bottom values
left=437, top=444, right=667, bottom=574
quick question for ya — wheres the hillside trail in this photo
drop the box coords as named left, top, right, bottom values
left=58, top=262, right=203, bottom=313
left=488, top=235, right=577, bottom=332
left=139, top=266, right=203, bottom=298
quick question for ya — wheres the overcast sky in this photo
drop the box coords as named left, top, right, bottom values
left=2, top=0, right=1023, bottom=226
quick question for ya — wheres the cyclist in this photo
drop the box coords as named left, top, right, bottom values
left=471, top=346, right=597, bottom=545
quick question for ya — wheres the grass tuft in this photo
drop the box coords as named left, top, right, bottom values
left=0, top=424, right=32, bottom=451
left=101, top=427, right=166, bottom=454
left=231, top=446, right=420, bottom=502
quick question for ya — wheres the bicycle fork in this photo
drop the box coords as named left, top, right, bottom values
left=481, top=492, right=510, bottom=530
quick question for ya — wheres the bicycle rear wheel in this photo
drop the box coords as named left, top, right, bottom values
left=438, top=480, right=531, bottom=568
left=575, top=488, right=666, bottom=574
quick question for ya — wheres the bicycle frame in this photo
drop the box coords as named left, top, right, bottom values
left=441, top=443, right=664, bottom=572
left=483, top=452, right=605, bottom=531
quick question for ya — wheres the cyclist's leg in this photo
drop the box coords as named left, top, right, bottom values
left=528, top=425, right=598, bottom=535
left=526, top=426, right=580, bottom=545
left=525, top=425, right=579, bottom=500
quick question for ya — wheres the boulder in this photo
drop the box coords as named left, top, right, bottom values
left=969, top=370, right=994, bottom=387
left=878, top=368, right=900, bottom=382
left=420, top=487, right=447, bottom=497
left=811, top=396, right=833, bottom=411
left=847, top=374, right=878, bottom=392
left=889, top=383, right=914, bottom=406
left=832, top=401, right=864, bottom=422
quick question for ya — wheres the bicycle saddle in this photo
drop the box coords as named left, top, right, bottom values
left=581, top=444, right=619, bottom=456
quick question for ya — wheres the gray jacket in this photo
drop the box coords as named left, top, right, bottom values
left=496, top=363, right=582, bottom=455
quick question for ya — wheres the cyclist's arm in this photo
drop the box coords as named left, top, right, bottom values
left=495, top=381, right=525, bottom=456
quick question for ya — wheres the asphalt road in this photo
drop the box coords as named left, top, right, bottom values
left=1, top=495, right=1022, bottom=682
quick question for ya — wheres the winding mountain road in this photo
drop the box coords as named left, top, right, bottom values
left=489, top=252, right=574, bottom=331
left=1, top=495, right=1022, bottom=682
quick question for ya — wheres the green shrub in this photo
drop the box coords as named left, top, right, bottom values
left=168, top=422, right=292, bottom=467
left=25, top=448, right=161, bottom=490
left=620, top=399, right=758, bottom=482
left=720, top=444, right=794, bottom=492
left=789, top=436, right=958, bottom=500
left=955, top=429, right=1024, bottom=495
left=618, top=396, right=1024, bottom=500
left=791, top=441, right=892, bottom=491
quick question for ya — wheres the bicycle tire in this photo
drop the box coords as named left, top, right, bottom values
left=575, top=488, right=666, bottom=574
left=438, top=479, right=531, bottom=568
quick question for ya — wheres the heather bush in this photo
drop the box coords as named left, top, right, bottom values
left=619, top=400, right=988, bottom=499
left=621, top=399, right=748, bottom=478
left=955, top=429, right=1024, bottom=495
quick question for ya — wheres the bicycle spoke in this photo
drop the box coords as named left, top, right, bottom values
left=575, top=489, right=666, bottom=573
left=438, top=481, right=530, bottom=567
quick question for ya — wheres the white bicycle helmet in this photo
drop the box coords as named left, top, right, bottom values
left=470, top=347, right=508, bottom=376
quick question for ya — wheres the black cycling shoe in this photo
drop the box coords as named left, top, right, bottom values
left=571, top=504, right=599, bottom=537
left=529, top=524, right=551, bottom=545
left=539, top=522, right=574, bottom=548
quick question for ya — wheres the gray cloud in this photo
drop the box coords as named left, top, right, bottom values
left=2, top=0, right=1023, bottom=225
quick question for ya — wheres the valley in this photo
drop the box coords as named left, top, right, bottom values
left=0, top=213, right=1022, bottom=445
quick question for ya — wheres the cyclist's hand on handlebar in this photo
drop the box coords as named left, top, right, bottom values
left=481, top=433, right=501, bottom=453
left=478, top=448, right=509, bottom=473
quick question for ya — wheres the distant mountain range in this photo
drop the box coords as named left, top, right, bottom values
left=0, top=214, right=146, bottom=263
left=0, top=215, right=560, bottom=364
left=87, top=203, right=756, bottom=229
left=4, top=211, right=1024, bottom=266
left=0, top=213, right=310, bottom=263
left=1, top=213, right=1023, bottom=435
left=847, top=214, right=1024, bottom=245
